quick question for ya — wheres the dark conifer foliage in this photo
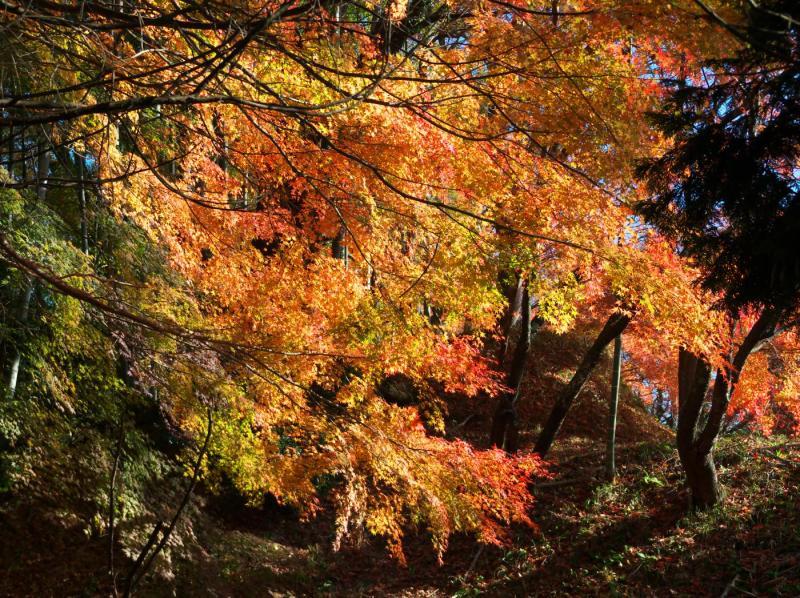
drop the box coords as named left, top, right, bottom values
left=637, top=0, right=800, bottom=312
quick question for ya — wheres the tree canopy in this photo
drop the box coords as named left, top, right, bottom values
left=0, top=0, right=799, bottom=592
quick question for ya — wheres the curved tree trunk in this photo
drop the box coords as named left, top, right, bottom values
left=676, top=349, right=716, bottom=508
left=534, top=311, right=632, bottom=457
left=676, top=305, right=784, bottom=509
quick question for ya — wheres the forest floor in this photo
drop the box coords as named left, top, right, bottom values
left=2, top=428, right=799, bottom=597
left=182, top=434, right=800, bottom=597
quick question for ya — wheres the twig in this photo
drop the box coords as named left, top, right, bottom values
left=533, top=477, right=588, bottom=489
left=453, top=413, right=477, bottom=430
left=123, top=521, right=164, bottom=598
left=760, top=450, right=799, bottom=468
left=720, top=574, right=739, bottom=598
left=753, top=442, right=800, bottom=453
left=108, top=417, right=125, bottom=595
left=467, top=544, right=485, bottom=575
left=763, top=560, right=800, bottom=587
left=124, top=406, right=213, bottom=596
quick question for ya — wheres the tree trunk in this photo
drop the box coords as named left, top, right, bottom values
left=606, top=334, right=622, bottom=482
left=36, top=142, right=50, bottom=201
left=6, top=283, right=34, bottom=400
left=499, top=273, right=525, bottom=366
left=6, top=125, right=13, bottom=176
left=332, top=225, right=348, bottom=265
left=676, top=305, right=784, bottom=509
left=21, top=134, right=27, bottom=182
left=680, top=443, right=721, bottom=509
left=676, top=348, right=715, bottom=508
left=78, top=153, right=89, bottom=254
left=534, top=310, right=632, bottom=457
left=490, top=282, right=537, bottom=452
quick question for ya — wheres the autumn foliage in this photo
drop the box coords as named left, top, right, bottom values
left=0, top=0, right=798, bottom=577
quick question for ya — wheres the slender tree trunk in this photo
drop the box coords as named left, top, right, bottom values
left=6, top=283, right=33, bottom=400
left=6, top=125, right=13, bottom=176
left=606, top=334, right=622, bottom=481
left=490, top=281, right=537, bottom=452
left=534, top=311, right=632, bottom=457
left=78, top=154, right=89, bottom=254
left=108, top=419, right=124, bottom=582
left=676, top=305, right=783, bottom=509
left=36, top=142, right=50, bottom=201
left=21, top=134, right=27, bottom=182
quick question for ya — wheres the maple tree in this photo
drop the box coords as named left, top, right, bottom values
left=0, top=2, right=797, bottom=591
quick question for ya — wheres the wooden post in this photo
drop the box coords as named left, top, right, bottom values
left=606, top=334, right=622, bottom=482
